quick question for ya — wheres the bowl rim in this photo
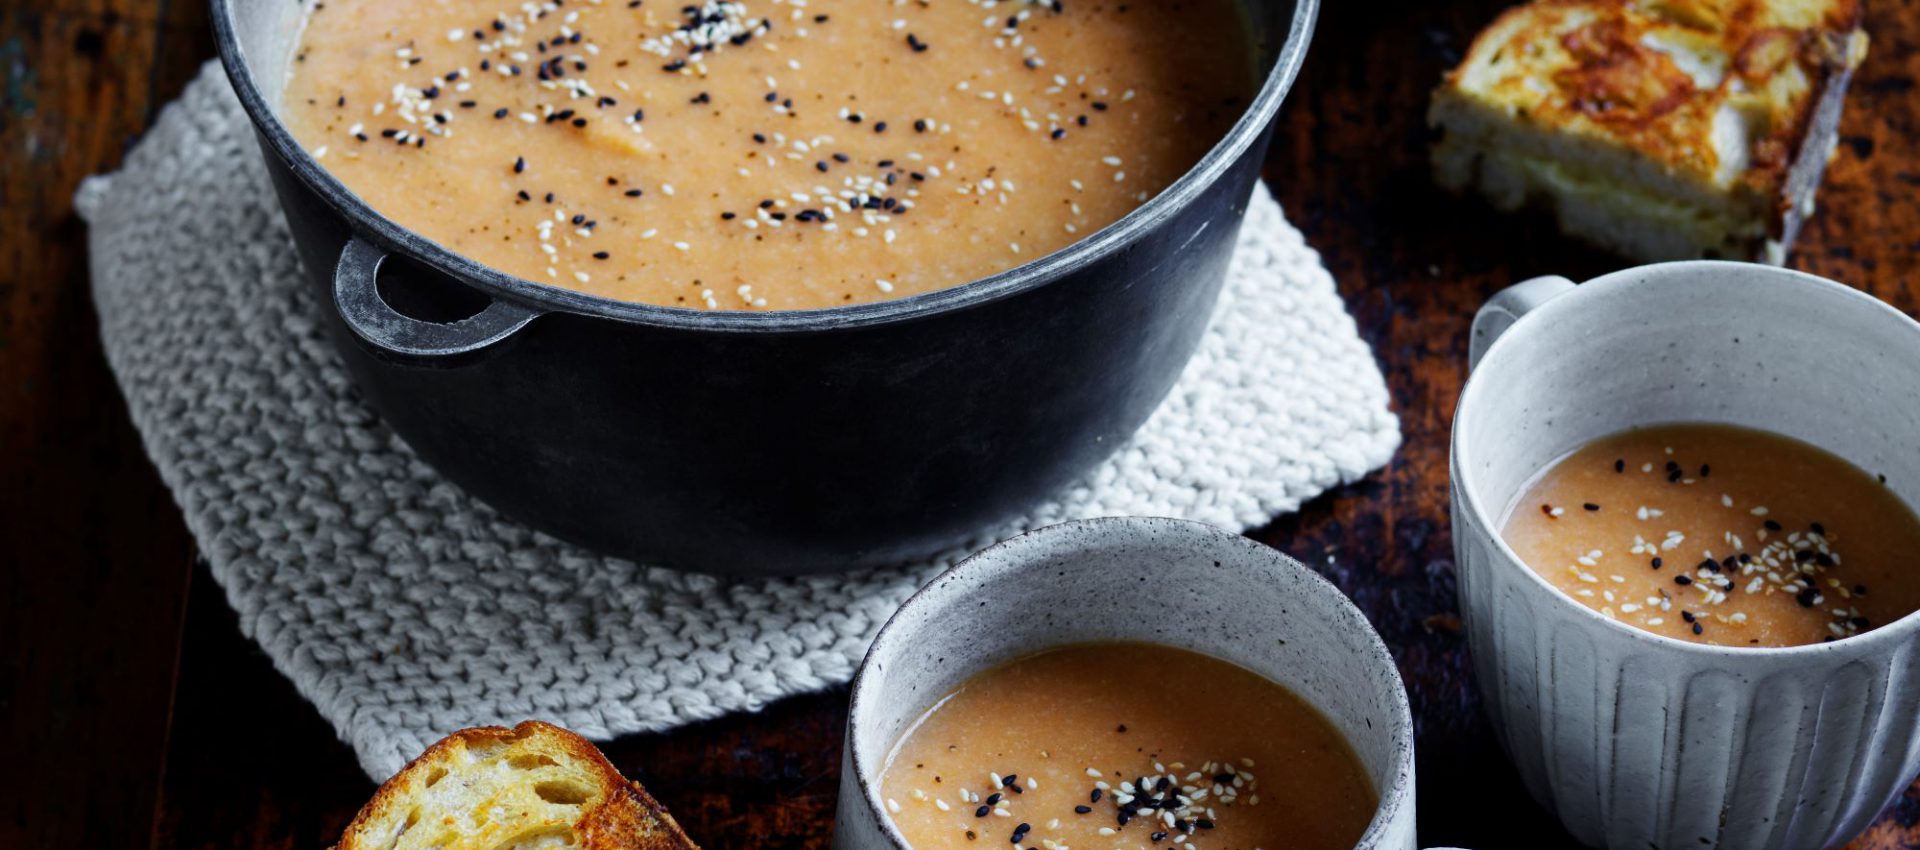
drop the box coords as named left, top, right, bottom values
left=210, top=0, right=1319, bottom=334
left=842, top=516, right=1417, bottom=850
left=1451, top=259, right=1920, bottom=660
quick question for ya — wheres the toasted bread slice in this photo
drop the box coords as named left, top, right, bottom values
left=334, top=721, right=700, bottom=850
left=1430, top=0, right=1868, bottom=263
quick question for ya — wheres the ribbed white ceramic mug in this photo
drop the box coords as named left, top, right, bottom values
left=1451, top=261, right=1920, bottom=850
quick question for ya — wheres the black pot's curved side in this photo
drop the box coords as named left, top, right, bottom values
left=261, top=139, right=1264, bottom=572
left=225, top=0, right=1310, bottom=574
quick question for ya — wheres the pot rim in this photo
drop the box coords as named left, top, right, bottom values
left=211, top=0, right=1318, bottom=334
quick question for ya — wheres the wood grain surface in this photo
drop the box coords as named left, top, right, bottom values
left=3, top=0, right=1919, bottom=849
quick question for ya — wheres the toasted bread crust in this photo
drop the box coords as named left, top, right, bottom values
left=1430, top=0, right=1867, bottom=261
left=1439, top=0, right=1864, bottom=198
left=334, top=721, right=700, bottom=850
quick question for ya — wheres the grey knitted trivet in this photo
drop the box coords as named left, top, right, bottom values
left=77, top=62, right=1400, bottom=781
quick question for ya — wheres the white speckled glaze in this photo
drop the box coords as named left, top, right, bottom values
left=831, top=517, right=1419, bottom=850
left=1453, top=261, right=1920, bottom=850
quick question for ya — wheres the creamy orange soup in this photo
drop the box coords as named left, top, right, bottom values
left=282, top=0, right=1254, bottom=309
left=878, top=643, right=1377, bottom=850
left=1501, top=423, right=1920, bottom=647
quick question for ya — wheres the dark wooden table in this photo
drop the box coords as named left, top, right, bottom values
left=5, top=0, right=1919, bottom=848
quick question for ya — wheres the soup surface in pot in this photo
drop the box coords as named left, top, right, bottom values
left=281, top=0, right=1256, bottom=310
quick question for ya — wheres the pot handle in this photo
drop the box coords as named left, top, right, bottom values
left=1468, top=275, right=1575, bottom=372
left=333, top=236, right=543, bottom=363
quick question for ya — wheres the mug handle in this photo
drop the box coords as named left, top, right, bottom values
left=1468, top=275, right=1576, bottom=372
left=333, top=236, right=544, bottom=365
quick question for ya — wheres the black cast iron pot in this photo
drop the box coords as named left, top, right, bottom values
left=211, top=0, right=1317, bottom=575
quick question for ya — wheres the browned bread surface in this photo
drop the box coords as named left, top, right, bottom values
left=1430, top=0, right=1869, bottom=262
left=334, top=721, right=700, bottom=850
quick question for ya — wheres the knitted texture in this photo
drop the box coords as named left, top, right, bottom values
left=77, top=63, right=1401, bottom=781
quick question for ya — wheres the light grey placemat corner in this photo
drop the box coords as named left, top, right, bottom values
left=77, top=61, right=1401, bottom=781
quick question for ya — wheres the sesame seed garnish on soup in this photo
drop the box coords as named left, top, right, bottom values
left=282, top=0, right=1255, bottom=310
left=877, top=643, right=1376, bottom=850
left=1500, top=423, right=1920, bottom=647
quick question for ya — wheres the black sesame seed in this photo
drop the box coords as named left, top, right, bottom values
left=1614, top=459, right=1625, bottom=473
left=1692, top=622, right=1704, bottom=635
left=1675, top=575, right=1693, bottom=586
left=1050, top=128, right=1066, bottom=139
left=592, top=251, right=610, bottom=259
left=816, top=161, right=830, bottom=172
left=1583, top=503, right=1600, bottom=511
left=1090, top=789, right=1103, bottom=803
left=494, top=108, right=510, bottom=119
left=1811, top=522, right=1827, bottom=535
left=975, top=806, right=990, bottom=818
left=1002, top=775, right=1019, bottom=788
left=1651, top=558, right=1663, bottom=569
left=513, top=156, right=526, bottom=173
left=1765, top=520, right=1783, bottom=531
left=1092, top=101, right=1108, bottom=110
left=625, top=189, right=644, bottom=197
left=914, top=119, right=928, bottom=132
left=1074, top=806, right=1092, bottom=814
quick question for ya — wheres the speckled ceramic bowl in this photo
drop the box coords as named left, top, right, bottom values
left=1453, top=261, right=1920, bottom=850
left=831, top=517, right=1420, bottom=850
